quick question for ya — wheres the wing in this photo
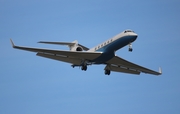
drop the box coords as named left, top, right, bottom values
left=36, top=52, right=83, bottom=65
left=10, top=39, right=101, bottom=65
left=106, top=56, right=162, bottom=75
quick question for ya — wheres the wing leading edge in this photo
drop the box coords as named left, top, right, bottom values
left=106, top=56, right=162, bottom=75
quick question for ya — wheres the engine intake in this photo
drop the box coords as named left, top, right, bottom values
left=76, top=46, right=83, bottom=51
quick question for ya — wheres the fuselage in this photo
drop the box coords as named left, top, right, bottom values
left=89, top=30, right=138, bottom=64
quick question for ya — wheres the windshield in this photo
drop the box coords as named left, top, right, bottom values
left=124, top=30, right=134, bottom=33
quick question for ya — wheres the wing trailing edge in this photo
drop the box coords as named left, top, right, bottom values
left=107, top=56, right=162, bottom=76
left=105, top=65, right=140, bottom=75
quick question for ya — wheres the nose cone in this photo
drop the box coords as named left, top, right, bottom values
left=130, top=33, right=138, bottom=42
left=132, top=32, right=138, bottom=37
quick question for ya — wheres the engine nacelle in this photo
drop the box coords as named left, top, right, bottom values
left=71, top=46, right=83, bottom=51
left=76, top=46, right=83, bottom=51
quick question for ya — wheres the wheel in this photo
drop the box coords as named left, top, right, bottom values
left=84, top=66, right=87, bottom=71
left=107, top=70, right=111, bottom=75
left=129, top=48, right=133, bottom=52
left=81, top=65, right=87, bottom=71
left=105, top=70, right=111, bottom=75
left=105, top=70, right=108, bottom=75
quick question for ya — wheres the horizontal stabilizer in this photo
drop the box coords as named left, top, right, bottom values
left=38, top=41, right=89, bottom=51
left=38, top=41, right=75, bottom=46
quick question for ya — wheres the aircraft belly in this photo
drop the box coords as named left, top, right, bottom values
left=92, top=52, right=114, bottom=64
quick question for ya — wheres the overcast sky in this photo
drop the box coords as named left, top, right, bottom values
left=1, top=0, right=180, bottom=114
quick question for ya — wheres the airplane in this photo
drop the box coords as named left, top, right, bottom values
left=10, top=29, right=162, bottom=76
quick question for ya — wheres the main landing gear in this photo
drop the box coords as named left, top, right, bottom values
left=129, top=43, right=133, bottom=52
left=105, top=69, right=111, bottom=75
left=71, top=64, right=87, bottom=71
left=81, top=65, right=87, bottom=71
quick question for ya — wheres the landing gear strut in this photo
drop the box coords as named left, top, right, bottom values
left=105, top=69, right=111, bottom=75
left=129, top=43, right=133, bottom=52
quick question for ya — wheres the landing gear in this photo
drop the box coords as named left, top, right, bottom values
left=105, top=69, right=111, bottom=75
left=129, top=43, right=133, bottom=52
left=81, top=65, right=87, bottom=71
left=129, top=48, right=133, bottom=52
left=71, top=64, right=87, bottom=71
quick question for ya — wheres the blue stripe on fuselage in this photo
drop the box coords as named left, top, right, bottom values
left=92, top=35, right=137, bottom=64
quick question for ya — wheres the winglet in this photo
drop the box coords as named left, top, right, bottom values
left=10, top=39, right=15, bottom=48
left=159, top=67, right=162, bottom=74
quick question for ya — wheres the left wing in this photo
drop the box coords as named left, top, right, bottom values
left=10, top=39, right=102, bottom=63
left=106, top=56, right=162, bottom=75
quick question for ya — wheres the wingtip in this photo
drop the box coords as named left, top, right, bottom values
left=159, top=67, right=162, bottom=74
left=10, top=39, right=15, bottom=47
left=37, top=41, right=43, bottom=43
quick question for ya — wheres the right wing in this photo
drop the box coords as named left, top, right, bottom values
left=106, top=56, right=162, bottom=75
left=10, top=39, right=101, bottom=65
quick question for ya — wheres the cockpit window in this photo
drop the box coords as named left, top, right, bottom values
left=124, top=30, right=134, bottom=33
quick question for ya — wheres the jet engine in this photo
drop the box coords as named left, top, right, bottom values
left=71, top=46, right=83, bottom=51
left=76, top=46, right=83, bottom=51
left=37, top=40, right=88, bottom=51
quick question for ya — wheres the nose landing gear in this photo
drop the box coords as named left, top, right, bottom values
left=105, top=69, right=111, bottom=75
left=129, top=48, right=133, bottom=52
left=129, top=43, right=133, bottom=52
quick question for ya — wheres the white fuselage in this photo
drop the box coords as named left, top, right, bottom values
left=88, top=30, right=138, bottom=63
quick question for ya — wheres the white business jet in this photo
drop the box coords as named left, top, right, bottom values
left=10, top=30, right=162, bottom=75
